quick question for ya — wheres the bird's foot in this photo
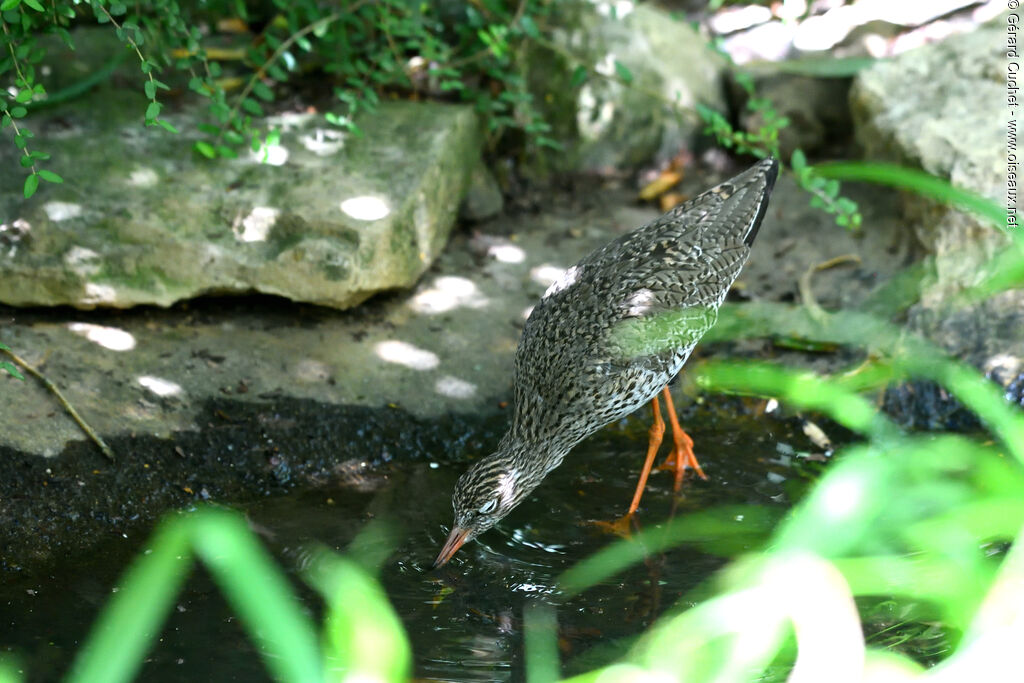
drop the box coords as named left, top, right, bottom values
left=655, top=440, right=707, bottom=490
left=591, top=513, right=637, bottom=538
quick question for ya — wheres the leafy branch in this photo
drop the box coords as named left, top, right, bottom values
left=1, top=7, right=63, bottom=198
left=698, top=72, right=862, bottom=229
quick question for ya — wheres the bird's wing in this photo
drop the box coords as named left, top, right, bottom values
left=592, top=160, right=777, bottom=361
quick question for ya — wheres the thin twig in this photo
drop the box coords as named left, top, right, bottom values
left=0, top=347, right=116, bottom=461
left=798, top=253, right=862, bottom=320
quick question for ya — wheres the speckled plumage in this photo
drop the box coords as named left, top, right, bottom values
left=436, top=159, right=779, bottom=565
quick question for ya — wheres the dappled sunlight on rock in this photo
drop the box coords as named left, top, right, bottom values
left=435, top=375, right=477, bottom=399
left=43, top=202, right=82, bottom=222
left=709, top=4, right=772, bottom=34
left=299, top=128, right=345, bottom=156
left=529, top=264, right=567, bottom=289
left=83, top=283, right=117, bottom=305
left=340, top=195, right=391, bottom=222
left=138, top=375, right=183, bottom=397
left=63, top=247, right=101, bottom=276
left=794, top=8, right=858, bottom=51
left=593, top=0, right=634, bottom=19
left=128, top=167, right=159, bottom=187
left=251, top=142, right=289, bottom=166
left=724, top=19, right=797, bottom=63
left=487, top=244, right=526, bottom=264
left=577, top=84, right=616, bottom=139
left=409, top=276, right=487, bottom=314
left=68, top=323, right=136, bottom=352
left=234, top=207, right=280, bottom=243
left=375, top=340, right=439, bottom=370
left=536, top=264, right=582, bottom=299
left=295, top=358, right=332, bottom=382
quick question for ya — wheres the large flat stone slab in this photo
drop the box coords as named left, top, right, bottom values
left=0, top=171, right=907, bottom=459
left=0, top=94, right=480, bottom=310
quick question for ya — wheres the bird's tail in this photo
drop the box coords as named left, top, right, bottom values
left=736, top=157, right=778, bottom=247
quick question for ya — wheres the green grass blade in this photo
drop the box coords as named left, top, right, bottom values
left=524, top=603, right=560, bottom=683
left=812, top=161, right=1006, bottom=231
left=693, top=360, right=901, bottom=442
left=558, top=505, right=779, bottom=596
left=66, top=520, right=193, bottom=683
left=304, top=548, right=411, bottom=682
left=710, top=303, right=1024, bottom=464
left=743, top=56, right=881, bottom=78
left=188, top=509, right=323, bottom=683
left=0, top=656, right=24, bottom=683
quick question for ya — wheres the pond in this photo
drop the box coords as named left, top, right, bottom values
left=0, top=402, right=800, bottom=682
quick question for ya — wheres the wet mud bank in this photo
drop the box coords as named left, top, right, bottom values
left=0, top=398, right=506, bottom=573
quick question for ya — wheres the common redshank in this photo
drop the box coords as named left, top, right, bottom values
left=435, top=158, right=778, bottom=567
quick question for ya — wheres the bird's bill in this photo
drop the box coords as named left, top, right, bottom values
left=434, top=526, right=471, bottom=568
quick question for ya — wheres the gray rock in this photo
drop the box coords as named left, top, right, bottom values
left=850, top=21, right=1021, bottom=368
left=522, top=2, right=727, bottom=173
left=459, top=162, right=504, bottom=222
left=0, top=93, right=480, bottom=310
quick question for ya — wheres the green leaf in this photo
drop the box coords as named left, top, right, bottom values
left=38, top=169, right=62, bottom=183
left=519, top=14, right=539, bottom=39
left=0, top=360, right=25, bottom=381
left=613, top=60, right=633, bottom=83
left=790, top=148, right=807, bottom=170
left=252, top=81, right=274, bottom=102
left=23, top=173, right=38, bottom=198
left=14, top=88, right=31, bottom=103
left=9, top=106, right=26, bottom=118
left=240, top=97, right=263, bottom=116
left=267, top=64, right=287, bottom=82
left=145, top=101, right=161, bottom=121
left=144, top=80, right=156, bottom=99
left=0, top=0, right=20, bottom=10
left=19, top=155, right=33, bottom=168
left=22, top=0, right=43, bottom=10
left=570, top=65, right=588, bottom=88
left=194, top=141, right=216, bottom=159
left=157, top=119, right=179, bottom=134
left=14, top=134, right=25, bottom=149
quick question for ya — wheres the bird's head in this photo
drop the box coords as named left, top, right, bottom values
left=434, top=453, right=535, bottom=567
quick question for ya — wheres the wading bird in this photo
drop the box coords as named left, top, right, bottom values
left=436, top=158, right=778, bottom=567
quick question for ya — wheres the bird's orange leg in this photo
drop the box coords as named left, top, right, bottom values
left=594, top=395, right=666, bottom=536
left=656, top=386, right=707, bottom=490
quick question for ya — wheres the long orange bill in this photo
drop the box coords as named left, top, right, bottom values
left=434, top=526, right=471, bottom=568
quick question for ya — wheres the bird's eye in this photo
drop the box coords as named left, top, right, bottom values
left=478, top=499, right=498, bottom=514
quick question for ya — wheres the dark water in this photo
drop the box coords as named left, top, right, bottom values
left=0, top=410, right=800, bottom=682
